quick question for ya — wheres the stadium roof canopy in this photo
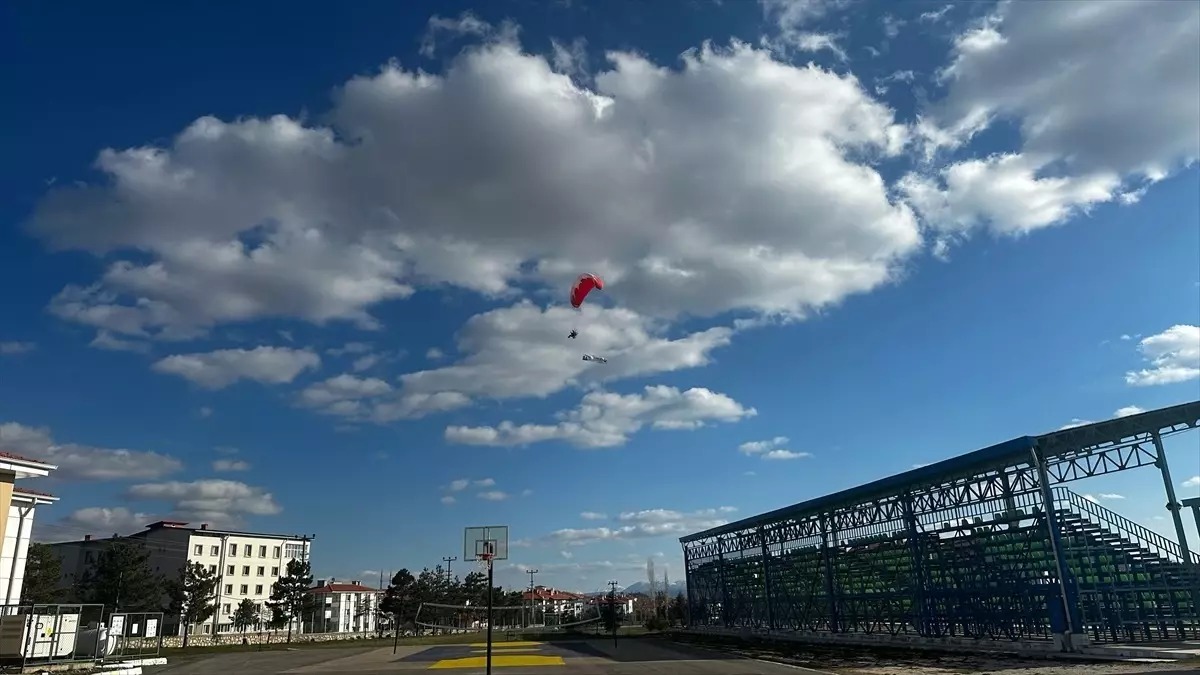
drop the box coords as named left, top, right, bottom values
left=681, top=400, right=1200, bottom=543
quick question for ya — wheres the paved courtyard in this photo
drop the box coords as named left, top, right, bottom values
left=145, top=638, right=828, bottom=675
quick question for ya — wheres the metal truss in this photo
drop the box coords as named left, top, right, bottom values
left=683, top=400, right=1200, bottom=645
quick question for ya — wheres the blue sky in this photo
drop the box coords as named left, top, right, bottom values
left=2, top=0, right=1198, bottom=593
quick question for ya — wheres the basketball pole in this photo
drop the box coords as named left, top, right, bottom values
left=485, top=553, right=495, bottom=675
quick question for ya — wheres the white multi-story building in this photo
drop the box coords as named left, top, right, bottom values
left=48, top=520, right=312, bottom=636
left=522, top=586, right=586, bottom=616
left=0, top=451, right=59, bottom=610
left=306, top=579, right=380, bottom=634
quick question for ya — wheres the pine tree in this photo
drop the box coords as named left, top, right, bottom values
left=266, top=558, right=314, bottom=643
left=379, top=569, right=417, bottom=631
left=78, top=538, right=164, bottom=616
left=232, top=598, right=260, bottom=636
left=166, top=561, right=219, bottom=648
left=21, top=543, right=62, bottom=605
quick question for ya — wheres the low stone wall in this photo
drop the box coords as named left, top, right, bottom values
left=147, top=630, right=383, bottom=649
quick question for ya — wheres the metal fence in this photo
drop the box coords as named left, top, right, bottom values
left=0, top=603, right=106, bottom=668
left=107, top=612, right=165, bottom=660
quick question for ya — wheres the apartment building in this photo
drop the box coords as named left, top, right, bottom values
left=0, top=452, right=59, bottom=610
left=48, top=520, right=312, bottom=636
left=306, top=579, right=381, bottom=634
left=521, top=586, right=585, bottom=616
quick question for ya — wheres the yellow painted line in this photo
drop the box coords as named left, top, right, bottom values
left=468, top=641, right=543, bottom=647
left=471, top=647, right=542, bottom=653
left=429, top=655, right=564, bottom=669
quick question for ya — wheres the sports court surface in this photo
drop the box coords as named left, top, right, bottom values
left=145, top=637, right=826, bottom=674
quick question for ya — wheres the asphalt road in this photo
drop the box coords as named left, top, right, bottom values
left=143, top=638, right=829, bottom=675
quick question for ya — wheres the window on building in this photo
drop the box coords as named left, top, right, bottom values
left=227, top=565, right=235, bottom=575
left=273, top=546, right=281, bottom=558
left=222, top=604, right=230, bottom=615
left=284, top=543, right=304, bottom=559
left=240, top=584, right=248, bottom=594
left=258, top=545, right=267, bottom=557
left=229, top=544, right=237, bottom=556
left=257, top=566, right=265, bottom=576
left=255, top=584, right=263, bottom=595
left=224, top=584, right=232, bottom=594
left=210, top=545, right=219, bottom=556
left=271, top=567, right=279, bottom=576
left=208, top=564, right=216, bottom=574
left=242, top=565, right=250, bottom=576
left=194, top=544, right=203, bottom=556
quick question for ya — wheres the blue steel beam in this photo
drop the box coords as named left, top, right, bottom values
left=682, top=400, right=1200, bottom=545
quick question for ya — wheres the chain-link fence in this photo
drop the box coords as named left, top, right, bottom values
left=106, top=612, right=165, bottom=660
left=0, top=603, right=106, bottom=668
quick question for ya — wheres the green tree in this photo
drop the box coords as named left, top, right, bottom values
left=20, top=543, right=62, bottom=604
left=78, top=539, right=164, bottom=615
left=379, top=569, right=417, bottom=631
left=232, top=598, right=260, bottom=636
left=166, top=562, right=219, bottom=648
left=669, top=591, right=687, bottom=625
left=266, top=558, right=314, bottom=643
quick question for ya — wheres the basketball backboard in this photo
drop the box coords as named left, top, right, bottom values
left=463, top=525, right=509, bottom=561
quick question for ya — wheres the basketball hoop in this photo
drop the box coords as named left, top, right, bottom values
left=478, top=551, right=494, bottom=573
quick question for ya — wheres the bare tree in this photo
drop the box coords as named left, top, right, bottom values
left=646, top=558, right=656, bottom=621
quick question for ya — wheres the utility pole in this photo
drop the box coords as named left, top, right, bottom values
left=526, top=569, right=539, bottom=627
left=442, top=556, right=457, bottom=583
left=607, top=580, right=620, bottom=649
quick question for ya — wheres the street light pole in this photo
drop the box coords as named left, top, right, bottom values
left=526, top=569, right=539, bottom=627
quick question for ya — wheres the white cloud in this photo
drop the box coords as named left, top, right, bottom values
left=1083, top=493, right=1125, bottom=503
left=0, top=422, right=182, bottom=481
left=521, top=488, right=533, bottom=497
left=448, top=479, right=471, bottom=492
left=540, top=506, right=738, bottom=546
left=124, top=479, right=282, bottom=525
left=1114, top=405, right=1145, bottom=418
left=197, top=406, right=213, bottom=419
left=153, top=346, right=320, bottom=389
left=327, top=342, right=373, bottom=356
left=1059, top=418, right=1093, bottom=431
left=27, top=29, right=919, bottom=345
left=1182, top=476, right=1200, bottom=489
left=0, top=341, right=36, bottom=355
left=441, top=495, right=456, bottom=505
left=395, top=302, right=736, bottom=416
left=1125, top=325, right=1200, bottom=386
left=60, top=507, right=153, bottom=536
left=297, top=373, right=394, bottom=419
left=213, top=459, right=251, bottom=472
left=426, top=348, right=445, bottom=361
left=90, top=331, right=150, bottom=353
left=445, top=385, right=755, bottom=448
left=474, top=478, right=496, bottom=487
left=580, top=511, right=607, bottom=520
left=918, top=5, right=952, bottom=24
left=903, top=1, right=1198, bottom=239
left=478, top=490, right=509, bottom=501
left=738, top=435, right=812, bottom=460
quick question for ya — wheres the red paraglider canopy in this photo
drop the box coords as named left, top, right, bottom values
left=569, top=273, right=604, bottom=308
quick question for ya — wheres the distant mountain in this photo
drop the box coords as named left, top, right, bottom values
left=621, top=580, right=687, bottom=596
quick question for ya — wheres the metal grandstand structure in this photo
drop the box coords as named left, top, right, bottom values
left=680, top=401, right=1200, bottom=651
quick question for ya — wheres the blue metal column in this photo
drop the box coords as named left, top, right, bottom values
left=683, top=544, right=697, bottom=628
left=820, top=514, right=840, bottom=632
left=1152, top=431, right=1200, bottom=615
left=717, top=538, right=731, bottom=628
left=759, top=527, right=775, bottom=631
left=1032, top=447, right=1080, bottom=652
left=902, top=493, right=931, bottom=636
